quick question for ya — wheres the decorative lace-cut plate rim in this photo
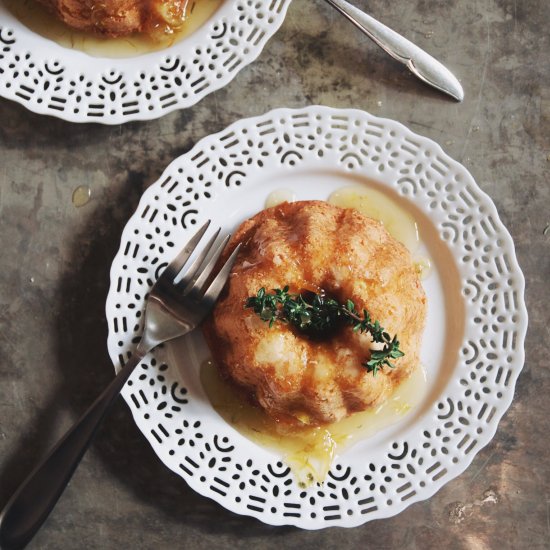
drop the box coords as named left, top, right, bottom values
left=0, top=0, right=291, bottom=124
left=105, top=106, right=527, bottom=529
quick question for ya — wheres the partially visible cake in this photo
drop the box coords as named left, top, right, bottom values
left=35, top=0, right=194, bottom=37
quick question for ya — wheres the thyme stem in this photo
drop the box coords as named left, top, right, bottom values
left=245, top=287, right=405, bottom=375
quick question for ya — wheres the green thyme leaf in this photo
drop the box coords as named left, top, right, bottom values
left=245, top=287, right=405, bottom=375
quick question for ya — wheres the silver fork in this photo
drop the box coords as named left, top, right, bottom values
left=0, top=220, right=240, bottom=550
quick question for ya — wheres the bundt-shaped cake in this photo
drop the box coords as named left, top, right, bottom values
left=35, top=0, right=193, bottom=37
left=202, top=200, right=427, bottom=426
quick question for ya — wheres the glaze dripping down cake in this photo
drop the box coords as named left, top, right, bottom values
left=202, top=201, right=427, bottom=427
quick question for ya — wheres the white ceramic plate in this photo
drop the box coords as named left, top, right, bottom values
left=106, top=106, right=527, bottom=529
left=0, top=0, right=291, bottom=124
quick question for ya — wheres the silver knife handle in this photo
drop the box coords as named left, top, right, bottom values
left=324, top=0, right=464, bottom=101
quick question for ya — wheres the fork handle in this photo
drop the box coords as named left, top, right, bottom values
left=0, top=353, right=143, bottom=550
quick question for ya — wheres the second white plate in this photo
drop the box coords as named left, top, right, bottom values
left=0, top=0, right=291, bottom=123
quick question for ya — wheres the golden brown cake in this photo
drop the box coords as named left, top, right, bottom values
left=35, top=0, right=194, bottom=37
left=202, top=201, right=427, bottom=427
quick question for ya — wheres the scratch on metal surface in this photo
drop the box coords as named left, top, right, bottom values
left=459, top=14, right=491, bottom=162
left=409, top=119, right=441, bottom=133
left=543, top=223, right=550, bottom=236
left=470, top=449, right=496, bottom=483
left=513, top=0, right=517, bottom=38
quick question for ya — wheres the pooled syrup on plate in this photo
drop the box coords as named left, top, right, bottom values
left=5, top=0, right=222, bottom=58
left=201, top=360, right=427, bottom=486
left=264, top=189, right=296, bottom=209
left=328, top=186, right=420, bottom=253
left=414, top=256, right=432, bottom=280
left=328, top=186, right=432, bottom=278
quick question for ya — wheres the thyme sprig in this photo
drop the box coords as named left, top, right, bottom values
left=245, top=287, right=404, bottom=375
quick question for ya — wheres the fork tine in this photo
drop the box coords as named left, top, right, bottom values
left=161, top=220, right=211, bottom=282
left=176, top=227, right=221, bottom=289
left=184, top=234, right=231, bottom=296
left=202, top=243, right=242, bottom=306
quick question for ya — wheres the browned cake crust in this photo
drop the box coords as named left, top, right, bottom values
left=36, top=0, right=193, bottom=37
left=202, top=201, right=427, bottom=426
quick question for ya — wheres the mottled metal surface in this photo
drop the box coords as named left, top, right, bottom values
left=0, top=0, right=548, bottom=548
